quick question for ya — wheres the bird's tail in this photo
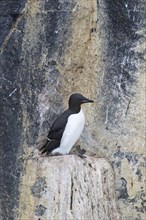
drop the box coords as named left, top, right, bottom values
left=39, top=139, right=60, bottom=154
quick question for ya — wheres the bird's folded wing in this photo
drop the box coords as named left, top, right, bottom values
left=41, top=139, right=60, bottom=154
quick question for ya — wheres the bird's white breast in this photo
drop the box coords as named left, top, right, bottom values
left=52, top=108, right=85, bottom=154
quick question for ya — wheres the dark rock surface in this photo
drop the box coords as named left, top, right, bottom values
left=100, top=0, right=145, bottom=126
left=0, top=2, right=26, bottom=219
left=31, top=177, right=47, bottom=198
left=0, top=1, right=73, bottom=219
left=34, top=204, right=47, bottom=216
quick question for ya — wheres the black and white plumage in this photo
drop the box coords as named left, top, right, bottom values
left=40, top=93, right=94, bottom=155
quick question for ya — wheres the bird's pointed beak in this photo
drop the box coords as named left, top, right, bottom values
left=82, top=98, right=94, bottom=103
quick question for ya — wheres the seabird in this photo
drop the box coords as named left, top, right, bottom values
left=40, top=93, right=94, bottom=155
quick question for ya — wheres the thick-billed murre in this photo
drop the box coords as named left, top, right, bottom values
left=40, top=93, right=94, bottom=155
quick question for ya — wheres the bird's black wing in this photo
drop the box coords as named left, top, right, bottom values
left=41, top=139, right=60, bottom=154
left=48, top=109, right=72, bottom=140
left=40, top=109, right=72, bottom=154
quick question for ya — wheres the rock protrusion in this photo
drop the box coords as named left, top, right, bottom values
left=18, top=155, right=121, bottom=220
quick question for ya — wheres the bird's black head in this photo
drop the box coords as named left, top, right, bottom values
left=69, top=93, right=94, bottom=112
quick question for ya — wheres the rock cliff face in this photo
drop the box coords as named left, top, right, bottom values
left=18, top=156, right=121, bottom=220
left=0, top=0, right=145, bottom=219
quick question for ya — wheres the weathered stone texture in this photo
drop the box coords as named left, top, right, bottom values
left=18, top=155, right=121, bottom=220
left=0, top=0, right=145, bottom=219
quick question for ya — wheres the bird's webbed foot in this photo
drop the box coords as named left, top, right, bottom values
left=76, top=152, right=86, bottom=159
left=70, top=149, right=86, bottom=159
left=50, top=152, right=63, bottom=156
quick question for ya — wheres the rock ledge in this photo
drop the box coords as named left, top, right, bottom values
left=18, top=155, right=121, bottom=220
